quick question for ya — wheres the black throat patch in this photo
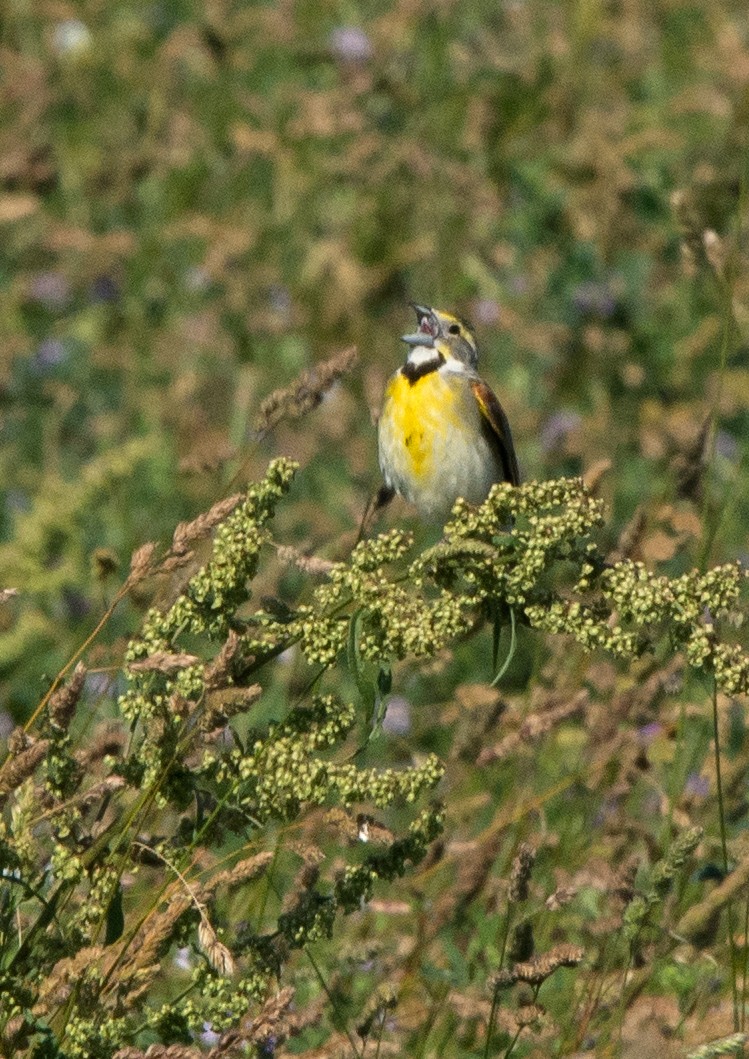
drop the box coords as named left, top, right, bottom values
left=401, top=353, right=445, bottom=385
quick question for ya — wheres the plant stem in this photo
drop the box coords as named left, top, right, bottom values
left=713, top=676, right=740, bottom=1031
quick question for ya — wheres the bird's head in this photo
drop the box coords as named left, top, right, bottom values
left=402, top=304, right=479, bottom=370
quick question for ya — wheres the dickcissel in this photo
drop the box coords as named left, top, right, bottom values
left=377, top=304, right=520, bottom=520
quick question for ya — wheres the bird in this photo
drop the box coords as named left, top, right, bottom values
left=376, top=303, right=520, bottom=521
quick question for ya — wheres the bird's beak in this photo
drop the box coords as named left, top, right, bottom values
left=408, top=302, right=438, bottom=339
left=402, top=331, right=434, bottom=347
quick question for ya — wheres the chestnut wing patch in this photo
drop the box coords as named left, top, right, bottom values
left=471, top=379, right=521, bottom=486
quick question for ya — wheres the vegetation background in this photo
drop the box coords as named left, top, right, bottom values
left=2, top=0, right=749, bottom=1055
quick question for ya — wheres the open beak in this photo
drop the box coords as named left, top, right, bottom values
left=407, top=302, right=437, bottom=343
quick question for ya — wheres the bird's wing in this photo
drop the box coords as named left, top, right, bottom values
left=471, top=379, right=521, bottom=486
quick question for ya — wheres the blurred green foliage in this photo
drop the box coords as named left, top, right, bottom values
left=2, top=0, right=749, bottom=1053
left=2, top=0, right=749, bottom=714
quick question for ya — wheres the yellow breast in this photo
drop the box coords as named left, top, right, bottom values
left=378, top=364, right=503, bottom=520
left=380, top=370, right=463, bottom=483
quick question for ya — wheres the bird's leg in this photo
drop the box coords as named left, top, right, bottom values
left=356, top=484, right=395, bottom=544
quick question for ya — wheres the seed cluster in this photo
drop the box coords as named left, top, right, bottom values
left=249, top=476, right=749, bottom=697
left=6, top=462, right=748, bottom=1057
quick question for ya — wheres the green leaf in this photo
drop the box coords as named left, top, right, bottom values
left=491, top=606, right=517, bottom=687
left=104, top=884, right=124, bottom=945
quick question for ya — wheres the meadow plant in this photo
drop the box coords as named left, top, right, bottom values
left=2, top=456, right=746, bottom=1055
left=2, top=1, right=749, bottom=1052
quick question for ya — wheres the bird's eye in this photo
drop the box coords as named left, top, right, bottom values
left=448, top=323, right=461, bottom=335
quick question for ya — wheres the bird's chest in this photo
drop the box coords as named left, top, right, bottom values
left=381, top=370, right=462, bottom=471
left=378, top=368, right=487, bottom=507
